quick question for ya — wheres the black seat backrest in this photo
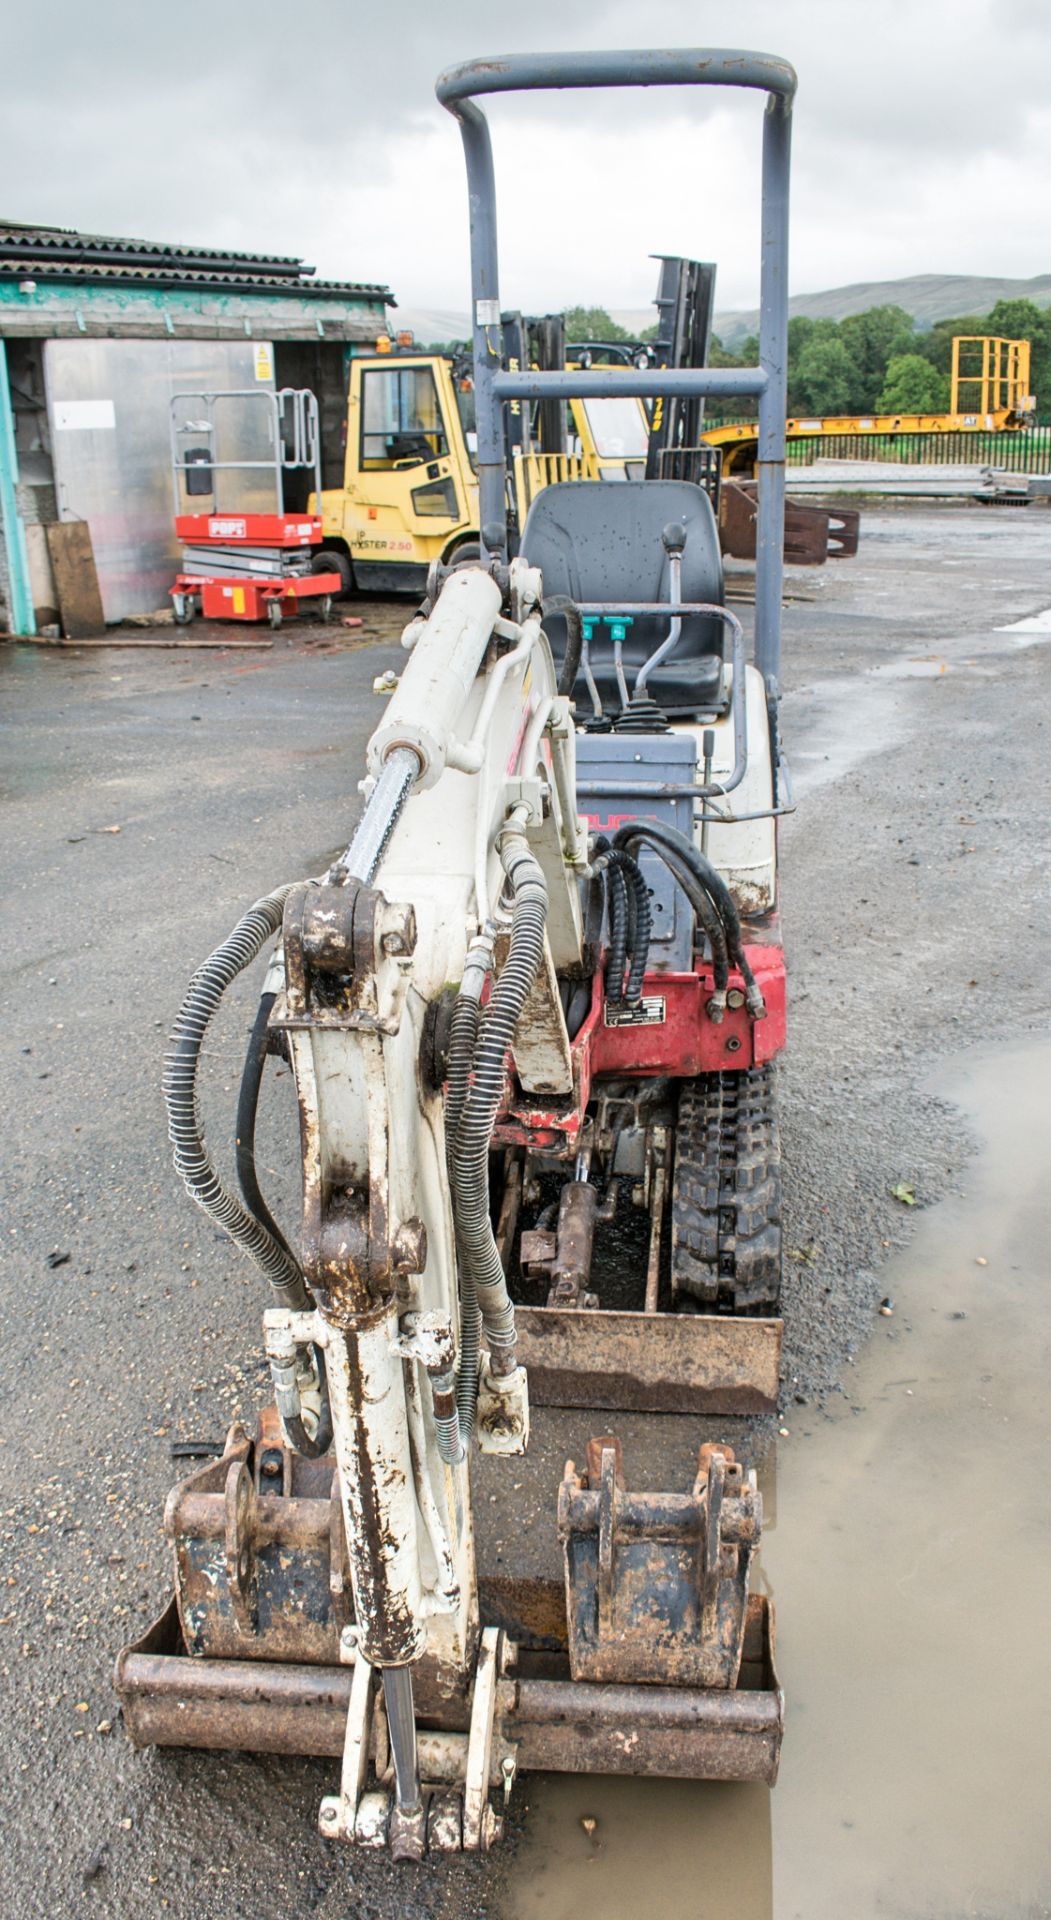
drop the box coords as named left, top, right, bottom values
left=521, top=480, right=727, bottom=718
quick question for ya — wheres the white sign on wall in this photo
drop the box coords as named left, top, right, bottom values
left=53, top=399, right=117, bottom=431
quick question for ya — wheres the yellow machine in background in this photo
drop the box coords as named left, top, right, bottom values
left=951, top=334, right=1033, bottom=420
left=310, top=343, right=650, bottom=595
left=705, top=334, right=1036, bottom=477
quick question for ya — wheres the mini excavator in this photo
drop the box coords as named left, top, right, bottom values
left=117, top=47, right=798, bottom=1860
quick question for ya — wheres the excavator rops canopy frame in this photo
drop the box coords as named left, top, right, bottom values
left=435, top=47, right=796, bottom=692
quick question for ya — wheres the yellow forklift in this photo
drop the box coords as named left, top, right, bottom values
left=308, top=314, right=653, bottom=595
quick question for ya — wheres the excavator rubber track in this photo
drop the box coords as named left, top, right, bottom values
left=672, top=1064, right=782, bottom=1312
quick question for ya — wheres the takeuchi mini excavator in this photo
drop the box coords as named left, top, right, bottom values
left=117, top=48, right=798, bottom=1859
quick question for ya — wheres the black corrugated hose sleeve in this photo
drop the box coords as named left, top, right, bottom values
left=612, top=818, right=761, bottom=1001
left=451, top=840, right=547, bottom=1369
left=620, top=833, right=729, bottom=991
left=444, top=993, right=483, bottom=1436
left=605, top=861, right=629, bottom=999
left=591, top=846, right=652, bottom=1002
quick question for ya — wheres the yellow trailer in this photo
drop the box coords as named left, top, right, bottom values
left=702, top=334, right=1035, bottom=476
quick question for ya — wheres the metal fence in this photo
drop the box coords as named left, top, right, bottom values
left=784, top=430, right=1051, bottom=473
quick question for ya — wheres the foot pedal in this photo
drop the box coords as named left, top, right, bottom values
left=558, top=1437, right=760, bottom=1689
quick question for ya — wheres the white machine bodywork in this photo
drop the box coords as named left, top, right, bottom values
left=269, top=556, right=778, bottom=1848
left=681, top=663, right=777, bottom=916
left=273, top=563, right=587, bottom=1698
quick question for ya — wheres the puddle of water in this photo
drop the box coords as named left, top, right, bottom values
left=867, top=656, right=948, bottom=678
left=994, top=606, right=1051, bottom=646
left=506, top=1041, right=1051, bottom=1920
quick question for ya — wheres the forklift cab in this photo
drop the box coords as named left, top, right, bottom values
left=319, top=353, right=478, bottom=591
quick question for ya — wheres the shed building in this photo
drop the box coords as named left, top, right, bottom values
left=0, top=222, right=392, bottom=633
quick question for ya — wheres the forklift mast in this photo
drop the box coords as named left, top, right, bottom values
left=645, top=255, right=718, bottom=482
left=500, top=312, right=567, bottom=457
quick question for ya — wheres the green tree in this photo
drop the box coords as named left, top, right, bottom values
left=701, top=332, right=757, bottom=420
left=794, top=335, right=855, bottom=414
left=987, top=299, right=1051, bottom=405
left=787, top=316, right=843, bottom=409
left=839, top=304, right=915, bottom=409
left=914, top=315, right=987, bottom=377
left=918, top=302, right=1051, bottom=410
left=877, top=353, right=949, bottom=412
left=563, top=305, right=629, bottom=343
left=987, top=297, right=1046, bottom=340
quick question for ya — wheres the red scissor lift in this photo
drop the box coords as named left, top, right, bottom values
left=169, top=387, right=342, bottom=629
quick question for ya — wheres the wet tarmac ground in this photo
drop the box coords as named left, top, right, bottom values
left=2, top=505, right=1051, bottom=1917
left=507, top=1044, right=1051, bottom=1920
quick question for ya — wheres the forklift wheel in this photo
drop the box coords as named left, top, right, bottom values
left=267, top=601, right=283, bottom=631
left=172, top=595, right=195, bottom=627
left=312, top=549, right=353, bottom=599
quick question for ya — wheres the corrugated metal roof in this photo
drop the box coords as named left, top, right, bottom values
left=0, top=221, right=392, bottom=302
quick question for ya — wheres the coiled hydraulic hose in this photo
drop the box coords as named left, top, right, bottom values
left=590, top=845, right=652, bottom=1003
left=450, top=824, right=547, bottom=1392
left=442, top=934, right=494, bottom=1448
left=613, top=819, right=765, bottom=1016
left=163, top=887, right=334, bottom=1457
left=639, top=839, right=730, bottom=995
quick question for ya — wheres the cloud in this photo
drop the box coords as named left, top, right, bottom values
left=2, top=0, right=1049, bottom=315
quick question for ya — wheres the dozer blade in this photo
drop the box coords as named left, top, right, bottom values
left=513, top=1305, right=782, bottom=1414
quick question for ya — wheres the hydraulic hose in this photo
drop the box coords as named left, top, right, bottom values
left=451, top=825, right=547, bottom=1387
left=542, top=596, right=584, bottom=697
left=164, top=887, right=309, bottom=1309
left=590, top=846, right=652, bottom=1003
left=613, top=820, right=764, bottom=1016
left=443, top=934, right=494, bottom=1444
left=235, top=989, right=294, bottom=1260
left=163, top=888, right=334, bottom=1458
left=234, top=986, right=333, bottom=1458
left=623, top=835, right=730, bottom=994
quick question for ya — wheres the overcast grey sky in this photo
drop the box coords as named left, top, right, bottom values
left=3, top=0, right=1049, bottom=321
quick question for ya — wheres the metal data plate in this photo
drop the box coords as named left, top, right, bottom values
left=604, top=994, right=666, bottom=1028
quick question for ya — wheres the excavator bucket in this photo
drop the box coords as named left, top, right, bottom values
left=116, top=1415, right=783, bottom=1836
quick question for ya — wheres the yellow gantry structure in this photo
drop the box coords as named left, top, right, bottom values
left=951, top=335, right=1032, bottom=418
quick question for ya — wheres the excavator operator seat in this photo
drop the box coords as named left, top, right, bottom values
left=521, top=479, right=727, bottom=718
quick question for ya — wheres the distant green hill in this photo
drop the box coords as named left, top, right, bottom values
left=400, top=272, right=1051, bottom=353
left=712, top=272, right=1051, bottom=348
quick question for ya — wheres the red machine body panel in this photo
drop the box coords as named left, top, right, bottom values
left=494, top=942, right=787, bottom=1156
left=174, top=513, right=322, bottom=548
left=171, top=572, right=342, bottom=623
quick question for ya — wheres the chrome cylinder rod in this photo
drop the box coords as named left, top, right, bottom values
left=329, top=745, right=422, bottom=886
left=382, top=1666, right=423, bottom=1814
